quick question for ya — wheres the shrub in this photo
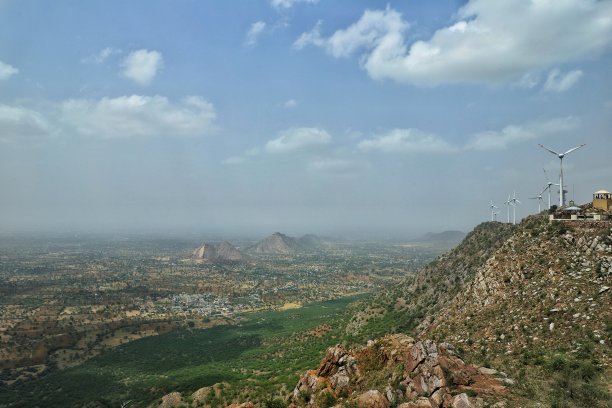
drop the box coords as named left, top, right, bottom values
left=264, top=398, right=288, bottom=408
left=315, top=391, right=337, bottom=408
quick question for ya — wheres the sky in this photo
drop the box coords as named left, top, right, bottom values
left=0, top=0, right=611, bottom=237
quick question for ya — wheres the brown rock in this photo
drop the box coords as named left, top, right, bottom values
left=451, top=393, right=484, bottom=408
left=158, top=392, right=183, bottom=408
left=355, top=390, right=390, bottom=408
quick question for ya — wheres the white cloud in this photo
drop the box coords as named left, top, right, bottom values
left=297, top=1, right=612, bottom=85
left=284, top=99, right=298, bottom=108
left=358, top=128, right=454, bottom=153
left=0, top=104, right=53, bottom=143
left=543, top=69, right=583, bottom=92
left=245, top=21, right=267, bottom=47
left=121, top=49, right=163, bottom=86
left=265, top=127, right=331, bottom=153
left=270, top=0, right=318, bottom=10
left=61, top=95, right=216, bottom=138
left=0, top=60, right=18, bottom=80
left=82, top=47, right=120, bottom=64
left=293, top=9, right=408, bottom=57
left=466, top=117, right=578, bottom=151
left=293, top=20, right=325, bottom=50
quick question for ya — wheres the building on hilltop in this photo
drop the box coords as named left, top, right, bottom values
left=593, top=189, right=612, bottom=211
left=548, top=188, right=612, bottom=221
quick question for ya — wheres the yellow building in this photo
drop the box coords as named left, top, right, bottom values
left=592, top=190, right=612, bottom=211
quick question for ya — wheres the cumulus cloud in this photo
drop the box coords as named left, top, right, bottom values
left=265, top=127, right=331, bottom=153
left=0, top=60, right=18, bottom=80
left=543, top=69, right=583, bottom=92
left=121, top=49, right=163, bottom=86
left=294, top=9, right=407, bottom=58
left=296, top=1, right=612, bottom=85
left=61, top=95, right=216, bottom=138
left=245, top=21, right=267, bottom=46
left=358, top=128, right=455, bottom=153
left=0, top=104, right=53, bottom=143
left=270, top=0, right=318, bottom=10
left=466, top=117, right=578, bottom=151
left=82, top=47, right=120, bottom=64
left=293, top=20, right=325, bottom=49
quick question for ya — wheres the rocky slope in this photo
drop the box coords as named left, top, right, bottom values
left=424, top=216, right=611, bottom=405
left=192, top=241, right=244, bottom=262
left=347, top=222, right=515, bottom=337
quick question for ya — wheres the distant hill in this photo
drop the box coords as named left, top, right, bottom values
left=420, top=229, right=466, bottom=243
left=248, top=233, right=332, bottom=254
left=296, top=234, right=328, bottom=250
left=192, top=241, right=244, bottom=262
left=248, top=232, right=299, bottom=254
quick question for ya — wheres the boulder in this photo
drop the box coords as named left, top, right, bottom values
left=451, top=393, right=484, bottom=408
left=355, top=390, right=390, bottom=408
left=157, top=392, right=183, bottom=408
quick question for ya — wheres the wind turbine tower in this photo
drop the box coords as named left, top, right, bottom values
left=511, top=191, right=521, bottom=225
left=542, top=169, right=560, bottom=210
left=490, top=200, right=499, bottom=222
left=505, top=194, right=511, bottom=223
left=538, top=144, right=586, bottom=207
left=529, top=188, right=546, bottom=212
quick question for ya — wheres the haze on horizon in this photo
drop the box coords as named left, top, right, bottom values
left=1, top=0, right=611, bottom=237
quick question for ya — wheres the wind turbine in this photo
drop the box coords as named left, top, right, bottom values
left=529, top=187, right=546, bottom=212
left=490, top=200, right=499, bottom=221
left=510, top=191, right=521, bottom=225
left=538, top=144, right=586, bottom=207
left=505, top=194, right=512, bottom=223
left=542, top=169, right=560, bottom=210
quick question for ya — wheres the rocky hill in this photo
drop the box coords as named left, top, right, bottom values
left=424, top=216, right=611, bottom=406
left=249, top=232, right=299, bottom=254
left=192, top=241, right=244, bottom=262
left=296, top=234, right=328, bottom=250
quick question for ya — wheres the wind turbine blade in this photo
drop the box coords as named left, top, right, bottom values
left=562, top=144, right=586, bottom=156
left=515, top=199, right=521, bottom=204
left=538, top=144, right=559, bottom=156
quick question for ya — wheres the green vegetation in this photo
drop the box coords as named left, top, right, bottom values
left=0, top=296, right=365, bottom=407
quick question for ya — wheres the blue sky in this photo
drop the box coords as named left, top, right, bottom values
left=1, top=0, right=611, bottom=236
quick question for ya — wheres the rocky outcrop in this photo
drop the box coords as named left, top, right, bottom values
left=289, top=334, right=507, bottom=408
left=157, top=392, right=183, bottom=408
left=192, top=241, right=244, bottom=262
